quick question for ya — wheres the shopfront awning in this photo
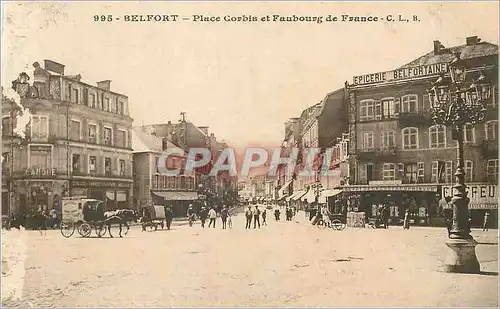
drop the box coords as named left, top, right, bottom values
left=343, top=184, right=438, bottom=192
left=320, top=189, right=343, bottom=198
left=301, top=189, right=316, bottom=203
left=278, top=180, right=293, bottom=198
left=290, top=190, right=307, bottom=201
left=152, top=191, right=199, bottom=201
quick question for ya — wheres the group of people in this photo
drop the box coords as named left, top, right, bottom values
left=245, top=205, right=266, bottom=229
left=196, top=204, right=233, bottom=229
left=4, top=207, right=60, bottom=233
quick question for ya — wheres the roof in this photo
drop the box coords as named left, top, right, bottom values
left=400, top=42, right=498, bottom=68
left=131, top=128, right=163, bottom=153
left=316, top=87, right=344, bottom=117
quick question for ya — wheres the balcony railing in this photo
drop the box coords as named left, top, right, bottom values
left=398, top=111, right=433, bottom=127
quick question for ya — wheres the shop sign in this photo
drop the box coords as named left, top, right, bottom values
left=353, top=63, right=448, bottom=86
left=442, top=183, right=498, bottom=209
left=369, top=180, right=402, bottom=186
left=25, top=168, right=56, bottom=177
left=72, top=180, right=131, bottom=189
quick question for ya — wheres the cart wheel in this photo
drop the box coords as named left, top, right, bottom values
left=95, top=223, right=107, bottom=238
left=78, top=223, right=92, bottom=237
left=332, top=219, right=344, bottom=230
left=60, top=222, right=75, bottom=238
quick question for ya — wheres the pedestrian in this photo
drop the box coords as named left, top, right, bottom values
left=383, top=205, right=390, bottom=229
left=208, top=206, right=217, bottom=228
left=483, top=212, right=490, bottom=231
left=253, top=206, right=261, bottom=229
left=49, top=207, right=57, bottom=229
left=403, top=209, right=410, bottom=230
left=274, top=208, right=280, bottom=221
left=199, top=207, right=208, bottom=228
left=221, top=205, right=229, bottom=229
left=165, top=206, right=173, bottom=230
left=245, top=206, right=253, bottom=229
left=262, top=209, right=267, bottom=226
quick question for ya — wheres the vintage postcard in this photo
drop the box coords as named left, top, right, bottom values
left=1, top=1, right=498, bottom=308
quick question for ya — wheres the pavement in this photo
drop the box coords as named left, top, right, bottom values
left=1, top=211, right=498, bottom=307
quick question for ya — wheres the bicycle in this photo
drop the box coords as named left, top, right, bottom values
left=316, top=217, right=346, bottom=231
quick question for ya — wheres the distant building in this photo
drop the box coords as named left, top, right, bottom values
left=2, top=60, right=133, bottom=215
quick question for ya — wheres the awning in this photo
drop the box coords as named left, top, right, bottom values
left=152, top=191, right=199, bottom=201
left=320, top=189, right=343, bottom=198
left=301, top=189, right=316, bottom=203
left=301, top=189, right=310, bottom=201
left=291, top=190, right=307, bottom=201
left=278, top=180, right=293, bottom=198
left=343, top=184, right=438, bottom=192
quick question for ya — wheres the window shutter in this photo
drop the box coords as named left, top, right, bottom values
left=395, top=97, right=401, bottom=115
left=422, top=93, right=429, bottom=111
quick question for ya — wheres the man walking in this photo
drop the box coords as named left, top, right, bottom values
left=208, top=206, right=217, bottom=228
left=253, top=205, right=261, bottom=229
left=199, top=206, right=208, bottom=228
left=221, top=205, right=229, bottom=229
left=245, top=206, right=253, bottom=229
left=262, top=209, right=267, bottom=226
left=165, top=206, right=173, bottom=230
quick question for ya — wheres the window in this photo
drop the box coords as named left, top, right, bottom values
left=104, top=98, right=110, bottom=111
left=31, top=115, right=49, bottom=140
left=463, top=124, right=475, bottom=143
left=429, top=125, right=446, bottom=148
left=2, top=152, right=9, bottom=173
left=359, top=100, right=374, bottom=121
left=363, top=132, right=374, bottom=149
left=431, top=161, right=439, bottom=183
left=71, top=88, right=79, bottom=103
left=402, top=127, right=418, bottom=149
left=2, top=117, right=11, bottom=136
left=464, top=160, right=473, bottom=182
left=483, top=85, right=494, bottom=107
left=30, top=146, right=51, bottom=169
left=417, top=162, right=424, bottom=183
left=445, top=161, right=454, bottom=183
left=382, top=97, right=398, bottom=119
left=405, top=163, right=418, bottom=183
left=118, top=101, right=125, bottom=115
left=119, top=159, right=125, bottom=176
left=380, top=130, right=395, bottom=148
left=167, top=176, right=175, bottom=189
left=104, top=157, right=112, bottom=176
left=117, top=130, right=127, bottom=148
left=89, top=93, right=96, bottom=108
left=88, top=124, right=97, bottom=143
left=111, top=98, right=116, bottom=113
left=401, top=94, right=418, bottom=113
left=487, top=159, right=498, bottom=183
left=72, top=154, right=80, bottom=173
left=104, top=127, right=112, bottom=146
left=89, top=156, right=96, bottom=173
left=398, top=163, right=405, bottom=179
left=382, top=163, right=396, bottom=180
left=374, top=100, right=382, bottom=120
left=70, top=120, right=81, bottom=141
left=485, top=121, right=498, bottom=141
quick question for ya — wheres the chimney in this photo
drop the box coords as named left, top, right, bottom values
left=97, top=80, right=111, bottom=91
left=466, top=36, right=481, bottom=46
left=434, top=40, right=443, bottom=55
left=44, top=59, right=65, bottom=75
left=198, top=126, right=209, bottom=135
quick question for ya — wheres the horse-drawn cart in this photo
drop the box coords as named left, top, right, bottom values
left=141, top=205, right=169, bottom=231
left=60, top=197, right=107, bottom=238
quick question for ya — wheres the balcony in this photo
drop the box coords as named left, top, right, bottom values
left=482, top=140, right=498, bottom=158
left=398, top=111, right=433, bottom=127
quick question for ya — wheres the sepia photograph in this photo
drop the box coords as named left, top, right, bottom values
left=1, top=1, right=499, bottom=307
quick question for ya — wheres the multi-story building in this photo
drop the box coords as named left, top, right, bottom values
left=2, top=60, right=133, bottom=215
left=132, top=127, right=197, bottom=217
left=345, top=36, right=498, bottom=226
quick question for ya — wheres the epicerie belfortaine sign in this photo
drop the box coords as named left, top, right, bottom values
left=442, top=183, right=498, bottom=209
left=352, top=63, right=449, bottom=86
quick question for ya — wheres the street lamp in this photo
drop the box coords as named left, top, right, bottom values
left=426, top=53, right=490, bottom=273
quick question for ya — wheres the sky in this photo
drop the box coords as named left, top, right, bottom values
left=2, top=2, right=499, bottom=148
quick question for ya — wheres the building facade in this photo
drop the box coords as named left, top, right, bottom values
left=2, top=60, right=133, bottom=216
left=132, top=128, right=197, bottom=217
left=345, top=36, right=498, bottom=226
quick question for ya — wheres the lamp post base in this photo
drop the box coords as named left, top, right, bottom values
left=442, top=238, right=480, bottom=274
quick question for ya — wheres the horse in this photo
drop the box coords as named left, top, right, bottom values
left=102, top=209, right=139, bottom=238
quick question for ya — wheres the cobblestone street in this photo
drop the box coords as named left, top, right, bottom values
left=2, top=211, right=498, bottom=307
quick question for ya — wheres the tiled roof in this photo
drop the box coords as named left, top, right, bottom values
left=131, top=128, right=163, bottom=153
left=400, top=42, right=498, bottom=68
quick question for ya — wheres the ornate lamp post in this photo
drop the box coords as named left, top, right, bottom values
left=427, top=53, right=490, bottom=273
